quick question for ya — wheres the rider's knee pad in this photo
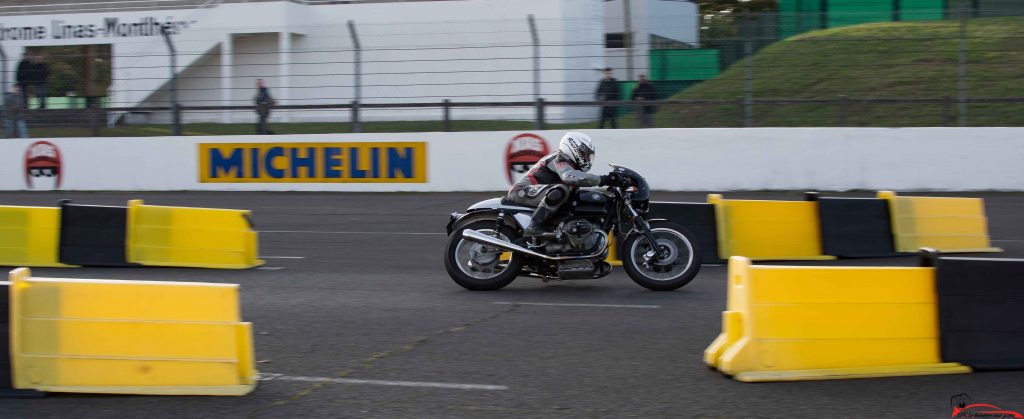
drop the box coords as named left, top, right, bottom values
left=544, top=185, right=569, bottom=207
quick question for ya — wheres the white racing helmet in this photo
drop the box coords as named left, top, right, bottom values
left=557, top=132, right=596, bottom=172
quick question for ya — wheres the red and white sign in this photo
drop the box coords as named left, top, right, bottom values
left=24, top=141, right=63, bottom=190
left=504, top=133, right=550, bottom=185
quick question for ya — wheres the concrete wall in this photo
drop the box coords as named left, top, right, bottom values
left=3, top=128, right=1022, bottom=192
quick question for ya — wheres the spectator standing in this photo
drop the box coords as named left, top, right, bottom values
left=631, top=74, right=657, bottom=128
left=595, top=67, right=620, bottom=129
left=27, top=52, right=49, bottom=109
left=254, top=79, right=276, bottom=135
left=15, top=53, right=32, bottom=107
left=5, top=85, right=30, bottom=138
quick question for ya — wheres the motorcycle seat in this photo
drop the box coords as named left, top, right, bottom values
left=500, top=197, right=536, bottom=209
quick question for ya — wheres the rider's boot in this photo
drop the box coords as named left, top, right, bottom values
left=522, top=204, right=555, bottom=238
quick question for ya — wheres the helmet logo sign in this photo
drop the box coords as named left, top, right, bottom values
left=504, top=133, right=550, bottom=185
left=24, top=141, right=63, bottom=189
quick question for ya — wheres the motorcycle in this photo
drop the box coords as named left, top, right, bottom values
left=444, top=165, right=701, bottom=291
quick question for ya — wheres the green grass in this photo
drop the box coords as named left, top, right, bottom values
left=655, top=16, right=1024, bottom=127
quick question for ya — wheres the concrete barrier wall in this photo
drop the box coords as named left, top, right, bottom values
left=2, top=128, right=1023, bottom=192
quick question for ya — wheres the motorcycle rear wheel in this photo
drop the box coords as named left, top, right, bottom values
left=621, top=221, right=701, bottom=291
left=444, top=220, right=524, bottom=291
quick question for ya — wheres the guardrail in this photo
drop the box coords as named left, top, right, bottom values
left=8, top=96, right=1024, bottom=137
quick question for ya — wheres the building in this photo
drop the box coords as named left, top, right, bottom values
left=0, top=0, right=699, bottom=125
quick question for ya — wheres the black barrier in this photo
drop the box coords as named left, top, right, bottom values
left=648, top=202, right=722, bottom=264
left=0, top=282, right=10, bottom=391
left=0, top=281, right=44, bottom=398
left=817, top=197, right=901, bottom=258
left=937, top=257, right=1024, bottom=369
left=59, top=201, right=137, bottom=267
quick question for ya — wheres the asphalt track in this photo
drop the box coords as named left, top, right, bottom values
left=2, top=190, right=1024, bottom=418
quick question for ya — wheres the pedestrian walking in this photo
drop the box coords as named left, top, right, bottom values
left=254, top=79, right=276, bottom=135
left=5, top=85, right=30, bottom=138
left=631, top=74, right=657, bottom=128
left=595, top=68, right=620, bottom=129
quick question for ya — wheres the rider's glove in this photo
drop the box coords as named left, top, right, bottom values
left=599, top=172, right=629, bottom=188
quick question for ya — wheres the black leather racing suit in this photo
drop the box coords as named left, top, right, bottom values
left=506, top=152, right=600, bottom=209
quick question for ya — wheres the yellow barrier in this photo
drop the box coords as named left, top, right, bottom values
left=8, top=268, right=257, bottom=395
left=126, top=200, right=264, bottom=269
left=708, top=194, right=834, bottom=261
left=605, top=232, right=623, bottom=267
left=703, top=257, right=970, bottom=382
left=0, top=206, right=74, bottom=268
left=878, top=191, right=1002, bottom=253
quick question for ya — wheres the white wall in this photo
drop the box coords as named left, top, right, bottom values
left=2, top=128, right=1022, bottom=192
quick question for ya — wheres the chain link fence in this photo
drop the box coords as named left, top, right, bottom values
left=1, top=2, right=1023, bottom=137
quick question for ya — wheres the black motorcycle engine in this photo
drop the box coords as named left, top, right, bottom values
left=556, top=219, right=601, bottom=252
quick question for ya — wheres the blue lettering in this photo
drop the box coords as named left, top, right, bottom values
left=210, top=148, right=243, bottom=178
left=290, top=147, right=317, bottom=178
left=324, top=147, right=342, bottom=178
left=264, top=147, right=285, bottom=179
left=249, top=147, right=261, bottom=178
left=349, top=147, right=367, bottom=179
left=370, top=147, right=380, bottom=178
left=387, top=147, right=414, bottom=179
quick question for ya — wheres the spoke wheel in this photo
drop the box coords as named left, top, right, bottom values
left=444, top=220, right=523, bottom=291
left=622, top=222, right=701, bottom=291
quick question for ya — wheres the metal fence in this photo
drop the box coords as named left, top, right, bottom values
left=2, top=3, right=1024, bottom=137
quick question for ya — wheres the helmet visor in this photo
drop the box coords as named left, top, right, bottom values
left=579, top=144, right=595, bottom=171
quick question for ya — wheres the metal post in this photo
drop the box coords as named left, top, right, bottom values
left=348, top=20, right=362, bottom=133
left=528, top=15, right=540, bottom=104
left=820, top=0, right=829, bottom=29
left=743, top=40, right=754, bottom=128
left=535, top=98, right=546, bottom=130
left=221, top=36, right=232, bottom=124
left=736, top=97, right=745, bottom=127
left=161, top=28, right=181, bottom=136
left=838, top=95, right=848, bottom=126
left=943, top=95, right=953, bottom=126
left=442, top=99, right=451, bottom=132
left=0, top=42, right=7, bottom=138
left=350, top=100, right=360, bottom=133
left=893, top=0, right=901, bottom=21
left=958, top=5, right=968, bottom=127
left=623, top=0, right=634, bottom=82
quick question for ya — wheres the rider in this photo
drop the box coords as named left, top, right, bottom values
left=506, top=132, right=628, bottom=237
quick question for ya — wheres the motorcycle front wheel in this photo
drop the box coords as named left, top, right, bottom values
left=444, top=220, right=524, bottom=291
left=621, top=221, right=701, bottom=291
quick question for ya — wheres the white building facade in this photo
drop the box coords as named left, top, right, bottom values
left=0, top=0, right=697, bottom=124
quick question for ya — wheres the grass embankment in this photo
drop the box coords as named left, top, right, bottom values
left=658, top=16, right=1024, bottom=127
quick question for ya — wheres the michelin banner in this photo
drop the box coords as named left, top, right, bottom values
left=0, top=128, right=1023, bottom=192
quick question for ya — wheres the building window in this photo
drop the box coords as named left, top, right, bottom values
left=605, top=32, right=631, bottom=48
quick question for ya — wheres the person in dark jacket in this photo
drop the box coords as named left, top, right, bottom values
left=26, top=53, right=49, bottom=109
left=631, top=74, right=657, bottom=128
left=254, top=79, right=276, bottom=134
left=15, top=53, right=32, bottom=108
left=595, top=68, right=620, bottom=129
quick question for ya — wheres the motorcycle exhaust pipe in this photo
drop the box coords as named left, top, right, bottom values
left=461, top=229, right=608, bottom=261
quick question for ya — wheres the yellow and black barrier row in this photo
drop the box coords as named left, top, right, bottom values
left=4, top=268, right=257, bottom=395
left=704, top=255, right=968, bottom=381
left=879, top=191, right=1001, bottom=254
left=704, top=251, right=1024, bottom=382
left=0, top=200, right=262, bottom=269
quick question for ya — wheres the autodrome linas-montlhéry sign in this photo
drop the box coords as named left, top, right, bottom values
left=199, top=142, right=428, bottom=183
left=0, top=17, right=194, bottom=41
